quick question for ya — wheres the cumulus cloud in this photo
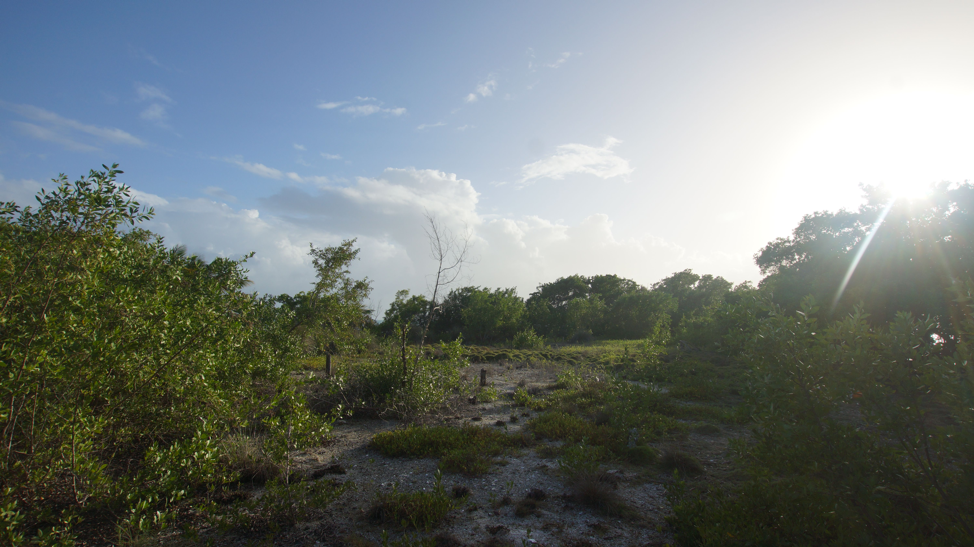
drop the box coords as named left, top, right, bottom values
left=520, top=137, right=632, bottom=184
left=317, top=101, right=346, bottom=109
left=416, top=122, right=446, bottom=130
left=33, top=164, right=742, bottom=315
left=321, top=153, right=342, bottom=160
left=465, top=77, right=497, bottom=103
left=1, top=163, right=747, bottom=314
left=2, top=101, right=145, bottom=148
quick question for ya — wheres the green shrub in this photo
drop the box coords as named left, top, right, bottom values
left=368, top=471, right=456, bottom=530
left=372, top=424, right=526, bottom=476
left=512, top=328, right=547, bottom=350
left=669, top=296, right=974, bottom=545
left=0, top=166, right=312, bottom=541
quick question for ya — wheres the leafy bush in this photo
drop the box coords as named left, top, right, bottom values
left=669, top=295, right=974, bottom=545
left=321, top=337, right=469, bottom=418
left=511, top=327, right=547, bottom=349
left=0, top=166, right=326, bottom=541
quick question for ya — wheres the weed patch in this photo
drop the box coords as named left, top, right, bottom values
left=367, top=472, right=456, bottom=531
left=372, top=425, right=527, bottom=476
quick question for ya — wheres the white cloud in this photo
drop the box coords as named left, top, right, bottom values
left=224, top=157, right=284, bottom=179
left=135, top=83, right=172, bottom=103
left=416, top=122, right=446, bottom=130
left=546, top=52, right=573, bottom=69
left=130, top=188, right=169, bottom=207
left=0, top=172, right=44, bottom=205
left=340, top=104, right=406, bottom=117
left=73, top=165, right=753, bottom=314
left=286, top=172, right=330, bottom=186
left=321, top=153, right=342, bottom=160
left=139, top=103, right=168, bottom=122
left=293, top=143, right=306, bottom=151
left=3, top=102, right=145, bottom=148
left=319, top=97, right=406, bottom=117
left=12, top=122, right=101, bottom=152
left=465, top=77, right=497, bottom=102
left=341, top=104, right=381, bottom=116
left=520, top=137, right=632, bottom=184
left=203, top=186, right=237, bottom=203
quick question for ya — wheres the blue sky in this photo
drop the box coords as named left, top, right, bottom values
left=3, top=1, right=974, bottom=312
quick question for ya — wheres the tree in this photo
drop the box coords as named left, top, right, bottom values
left=652, top=269, right=732, bottom=334
left=277, top=239, right=372, bottom=355
left=417, top=212, right=473, bottom=349
left=755, top=182, right=974, bottom=342
left=379, top=289, right=429, bottom=340
left=461, top=287, right=526, bottom=343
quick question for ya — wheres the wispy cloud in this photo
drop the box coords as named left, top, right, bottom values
left=465, top=77, right=497, bottom=103
left=12, top=122, right=100, bottom=152
left=456, top=125, right=474, bottom=131
left=416, top=122, right=446, bottom=130
left=3, top=101, right=145, bottom=149
left=139, top=103, right=168, bottom=122
left=293, top=143, right=306, bottom=151
left=528, top=50, right=578, bottom=71
left=340, top=104, right=406, bottom=117
left=129, top=46, right=171, bottom=70
left=224, top=157, right=284, bottom=179
left=286, top=173, right=330, bottom=185
left=135, top=83, right=172, bottom=103
left=134, top=84, right=174, bottom=127
left=546, top=52, right=573, bottom=69
left=520, top=137, right=632, bottom=184
left=220, top=156, right=331, bottom=185
left=321, top=153, right=342, bottom=160
left=318, top=96, right=406, bottom=116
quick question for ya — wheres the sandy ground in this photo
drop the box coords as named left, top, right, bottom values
left=167, top=361, right=744, bottom=546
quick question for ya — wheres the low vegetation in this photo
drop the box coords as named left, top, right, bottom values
left=2, top=166, right=972, bottom=545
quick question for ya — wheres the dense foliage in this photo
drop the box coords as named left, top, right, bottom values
left=756, top=183, right=974, bottom=342
left=0, top=167, right=337, bottom=544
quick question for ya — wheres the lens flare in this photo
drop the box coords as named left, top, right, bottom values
left=831, top=199, right=894, bottom=313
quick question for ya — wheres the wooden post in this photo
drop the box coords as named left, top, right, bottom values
left=325, top=354, right=332, bottom=377
left=480, top=368, right=487, bottom=387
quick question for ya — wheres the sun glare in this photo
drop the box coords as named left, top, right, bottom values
left=774, top=90, right=974, bottom=234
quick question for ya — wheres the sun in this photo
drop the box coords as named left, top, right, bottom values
left=773, top=90, right=974, bottom=232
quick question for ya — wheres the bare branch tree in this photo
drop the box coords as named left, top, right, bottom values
left=418, top=210, right=474, bottom=351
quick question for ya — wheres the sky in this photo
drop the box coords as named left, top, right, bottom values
left=3, top=1, right=974, bottom=315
